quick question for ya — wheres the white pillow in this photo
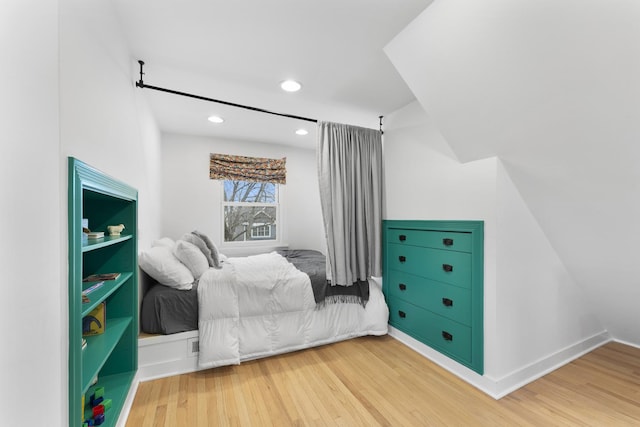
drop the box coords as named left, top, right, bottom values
left=139, top=245, right=194, bottom=290
left=173, top=240, right=209, bottom=279
left=152, top=237, right=175, bottom=248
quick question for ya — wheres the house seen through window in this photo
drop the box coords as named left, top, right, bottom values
left=223, top=180, right=278, bottom=242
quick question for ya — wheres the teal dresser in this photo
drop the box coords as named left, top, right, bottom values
left=383, top=220, right=484, bottom=374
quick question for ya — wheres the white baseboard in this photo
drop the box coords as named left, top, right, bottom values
left=612, top=338, right=640, bottom=350
left=388, top=326, right=611, bottom=399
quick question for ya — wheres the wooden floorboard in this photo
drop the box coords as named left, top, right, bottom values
left=126, top=337, right=640, bottom=426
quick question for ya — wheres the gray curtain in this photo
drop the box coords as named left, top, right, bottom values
left=317, top=121, right=383, bottom=289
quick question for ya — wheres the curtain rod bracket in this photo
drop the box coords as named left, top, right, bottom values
left=379, top=115, right=384, bottom=135
left=136, top=60, right=145, bottom=88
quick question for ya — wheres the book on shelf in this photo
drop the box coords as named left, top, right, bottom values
left=82, top=281, right=104, bottom=298
left=83, top=273, right=121, bottom=282
left=86, top=231, right=104, bottom=239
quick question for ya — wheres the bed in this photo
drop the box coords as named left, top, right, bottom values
left=140, top=248, right=389, bottom=370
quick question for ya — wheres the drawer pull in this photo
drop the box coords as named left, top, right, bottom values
left=399, top=234, right=407, bottom=241
left=442, top=331, right=453, bottom=341
left=399, top=255, right=406, bottom=263
left=442, top=298, right=453, bottom=307
left=399, top=283, right=407, bottom=291
left=398, top=310, right=406, bottom=318
left=442, top=263, right=453, bottom=272
left=443, top=238, right=454, bottom=246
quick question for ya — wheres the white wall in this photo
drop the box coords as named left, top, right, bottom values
left=386, top=0, right=640, bottom=347
left=494, top=161, right=604, bottom=380
left=383, top=101, right=605, bottom=395
left=60, top=0, right=163, bottom=251
left=161, top=133, right=324, bottom=256
left=0, top=1, right=162, bottom=425
left=0, top=1, right=62, bottom=425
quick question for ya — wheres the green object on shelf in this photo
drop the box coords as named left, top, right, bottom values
left=103, top=399, right=112, bottom=411
left=69, top=157, right=138, bottom=427
left=94, top=386, right=105, bottom=399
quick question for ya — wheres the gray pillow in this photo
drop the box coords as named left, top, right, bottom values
left=192, top=230, right=221, bottom=269
left=180, top=233, right=215, bottom=267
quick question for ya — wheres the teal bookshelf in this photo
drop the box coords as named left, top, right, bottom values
left=69, top=158, right=138, bottom=426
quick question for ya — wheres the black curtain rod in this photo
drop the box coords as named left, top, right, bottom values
left=135, top=60, right=316, bottom=123
left=134, top=60, right=383, bottom=133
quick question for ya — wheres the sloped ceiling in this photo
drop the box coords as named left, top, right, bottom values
left=386, top=0, right=640, bottom=343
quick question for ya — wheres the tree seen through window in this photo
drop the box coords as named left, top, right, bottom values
left=223, top=180, right=278, bottom=242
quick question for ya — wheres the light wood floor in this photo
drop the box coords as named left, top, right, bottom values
left=126, top=336, right=640, bottom=426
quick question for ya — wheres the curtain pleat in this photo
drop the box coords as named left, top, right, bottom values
left=210, top=153, right=286, bottom=184
left=317, top=121, right=383, bottom=287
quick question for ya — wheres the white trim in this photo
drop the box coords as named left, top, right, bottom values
left=388, top=326, right=611, bottom=399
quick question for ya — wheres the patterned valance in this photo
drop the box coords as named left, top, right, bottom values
left=209, top=153, right=287, bottom=184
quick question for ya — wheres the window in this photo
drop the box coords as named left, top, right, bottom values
left=222, top=180, right=278, bottom=243
left=210, top=153, right=285, bottom=245
left=251, top=224, right=272, bottom=239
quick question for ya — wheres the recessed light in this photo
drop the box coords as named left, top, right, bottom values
left=295, top=129, right=309, bottom=136
left=280, top=80, right=302, bottom=92
left=207, top=115, right=224, bottom=124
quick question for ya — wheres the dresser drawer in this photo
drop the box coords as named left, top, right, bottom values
left=387, top=270, right=472, bottom=325
left=388, top=297, right=472, bottom=363
left=387, top=243, right=471, bottom=289
left=386, top=228, right=472, bottom=253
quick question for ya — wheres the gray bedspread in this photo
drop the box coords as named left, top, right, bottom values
left=276, top=249, right=369, bottom=307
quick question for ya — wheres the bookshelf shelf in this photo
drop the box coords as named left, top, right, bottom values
left=69, top=157, right=138, bottom=427
left=82, top=234, right=133, bottom=252
left=83, top=371, right=136, bottom=426
left=81, top=317, right=132, bottom=392
left=81, top=272, right=133, bottom=317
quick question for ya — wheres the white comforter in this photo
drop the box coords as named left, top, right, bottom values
left=197, top=252, right=388, bottom=369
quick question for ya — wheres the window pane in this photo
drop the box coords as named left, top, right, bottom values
left=224, top=206, right=277, bottom=242
left=224, top=180, right=276, bottom=203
